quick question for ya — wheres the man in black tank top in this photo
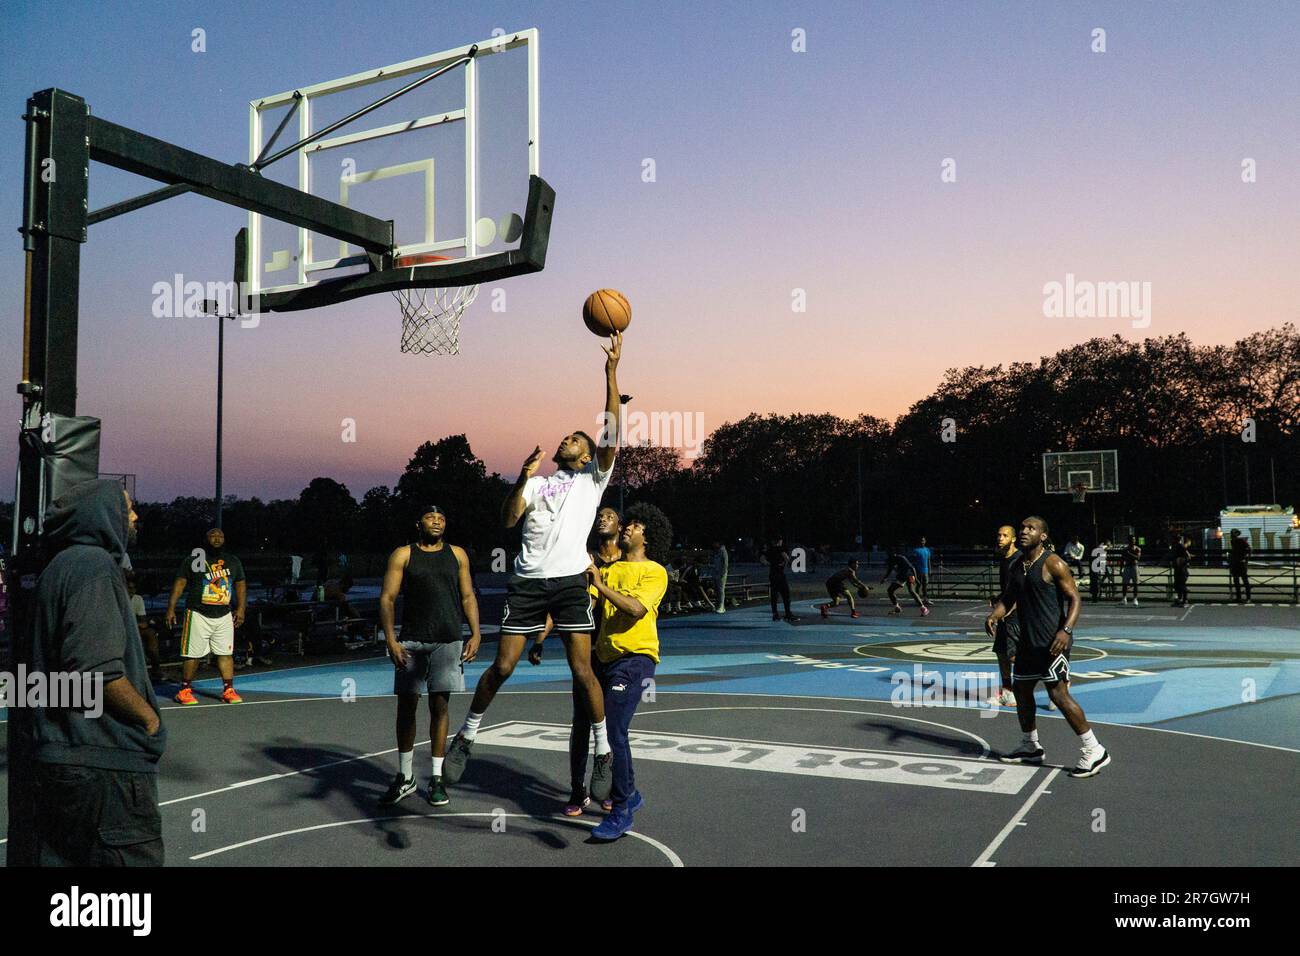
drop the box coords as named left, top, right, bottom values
left=377, top=506, right=481, bottom=807
left=986, top=516, right=1110, bottom=778
left=987, top=525, right=1020, bottom=708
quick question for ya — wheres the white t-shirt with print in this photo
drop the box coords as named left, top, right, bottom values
left=515, top=462, right=614, bottom=578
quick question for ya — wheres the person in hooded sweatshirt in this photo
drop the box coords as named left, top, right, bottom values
left=9, top=479, right=166, bottom=866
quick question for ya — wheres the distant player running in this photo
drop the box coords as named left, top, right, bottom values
left=377, top=506, right=480, bottom=808
left=443, top=333, right=623, bottom=800
left=986, top=516, right=1110, bottom=778
left=819, top=559, right=870, bottom=618
left=881, top=546, right=928, bottom=617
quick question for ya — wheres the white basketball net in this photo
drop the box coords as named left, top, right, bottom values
left=394, top=282, right=479, bottom=355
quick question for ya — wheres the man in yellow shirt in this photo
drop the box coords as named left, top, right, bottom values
left=583, top=517, right=667, bottom=841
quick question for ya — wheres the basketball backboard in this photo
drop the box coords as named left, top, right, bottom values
left=245, top=29, right=542, bottom=307
left=1043, top=450, right=1118, bottom=495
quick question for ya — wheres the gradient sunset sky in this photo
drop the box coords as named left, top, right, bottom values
left=2, top=1, right=1297, bottom=502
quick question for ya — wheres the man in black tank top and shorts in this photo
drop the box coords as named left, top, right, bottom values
left=987, top=525, right=1020, bottom=708
left=986, top=516, right=1110, bottom=778
left=378, top=506, right=481, bottom=807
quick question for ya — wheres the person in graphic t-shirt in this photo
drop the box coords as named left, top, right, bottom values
left=443, top=332, right=625, bottom=802
left=166, top=527, right=246, bottom=705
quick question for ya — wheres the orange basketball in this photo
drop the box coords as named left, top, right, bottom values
left=582, top=288, right=631, bottom=336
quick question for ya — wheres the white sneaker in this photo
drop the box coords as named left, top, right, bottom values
left=1132, top=599, right=1140, bottom=607
left=1122, top=597, right=1129, bottom=605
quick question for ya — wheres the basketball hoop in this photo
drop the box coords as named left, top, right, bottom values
left=392, top=255, right=479, bottom=355
left=1071, top=482, right=1088, bottom=503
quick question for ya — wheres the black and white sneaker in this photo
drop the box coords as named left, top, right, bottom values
left=443, top=733, right=474, bottom=784
left=589, top=752, right=614, bottom=802
left=998, top=745, right=1045, bottom=765
left=1068, top=747, right=1110, bottom=778
left=379, top=773, right=416, bottom=806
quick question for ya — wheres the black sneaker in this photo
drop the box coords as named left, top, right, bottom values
left=426, top=775, right=450, bottom=806
left=589, top=752, right=614, bottom=801
left=443, top=733, right=473, bottom=784
left=1068, top=747, right=1111, bottom=778
left=379, top=773, right=416, bottom=806
left=998, top=745, right=1045, bottom=765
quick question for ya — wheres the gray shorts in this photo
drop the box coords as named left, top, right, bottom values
left=393, top=641, right=465, bottom=696
left=993, top=616, right=1020, bottom=658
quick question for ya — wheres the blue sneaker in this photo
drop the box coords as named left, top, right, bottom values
left=626, top=790, right=644, bottom=814
left=591, top=806, right=634, bottom=841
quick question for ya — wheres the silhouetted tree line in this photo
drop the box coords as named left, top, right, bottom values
left=120, top=328, right=1298, bottom=559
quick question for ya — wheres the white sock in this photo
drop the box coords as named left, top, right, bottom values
left=432, top=755, right=444, bottom=777
left=1023, top=729, right=1039, bottom=746
left=593, top=719, right=611, bottom=756
left=398, top=750, right=413, bottom=779
left=460, top=711, right=483, bottom=740
left=1079, top=729, right=1100, bottom=750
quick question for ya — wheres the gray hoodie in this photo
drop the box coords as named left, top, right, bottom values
left=24, top=479, right=166, bottom=771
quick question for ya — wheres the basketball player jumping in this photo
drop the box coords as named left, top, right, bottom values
left=444, top=332, right=623, bottom=800
left=378, top=506, right=481, bottom=807
left=985, top=516, right=1110, bottom=778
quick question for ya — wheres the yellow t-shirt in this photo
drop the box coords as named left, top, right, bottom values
left=595, top=560, right=668, bottom=664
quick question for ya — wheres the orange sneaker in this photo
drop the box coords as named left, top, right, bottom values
left=221, top=686, right=243, bottom=704
left=174, top=686, right=198, bottom=705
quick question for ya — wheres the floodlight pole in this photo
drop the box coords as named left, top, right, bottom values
left=216, top=310, right=224, bottom=529
left=856, top=447, right=863, bottom=549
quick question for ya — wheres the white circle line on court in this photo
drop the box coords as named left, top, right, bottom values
left=851, top=642, right=1110, bottom=664
left=188, top=812, right=684, bottom=867
left=633, top=705, right=992, bottom=758
left=144, top=689, right=1300, bottom=755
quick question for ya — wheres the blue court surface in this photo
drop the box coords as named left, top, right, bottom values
left=2, top=597, right=1296, bottom=866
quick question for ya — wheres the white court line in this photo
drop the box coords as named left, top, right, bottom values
left=188, top=812, right=684, bottom=866
left=634, top=705, right=992, bottom=758
left=971, top=767, right=1060, bottom=867
left=157, top=722, right=507, bottom=808
left=107, top=688, right=1300, bottom=754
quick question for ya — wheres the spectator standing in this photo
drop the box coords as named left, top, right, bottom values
left=912, top=537, right=934, bottom=607
left=1120, top=536, right=1142, bottom=606
left=12, top=480, right=166, bottom=866
left=1065, top=535, right=1086, bottom=579
left=711, top=540, right=730, bottom=613
left=1228, top=529, right=1252, bottom=603
left=1171, top=534, right=1193, bottom=607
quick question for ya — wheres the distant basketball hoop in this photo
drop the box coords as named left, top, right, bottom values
left=1071, top=482, right=1088, bottom=503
